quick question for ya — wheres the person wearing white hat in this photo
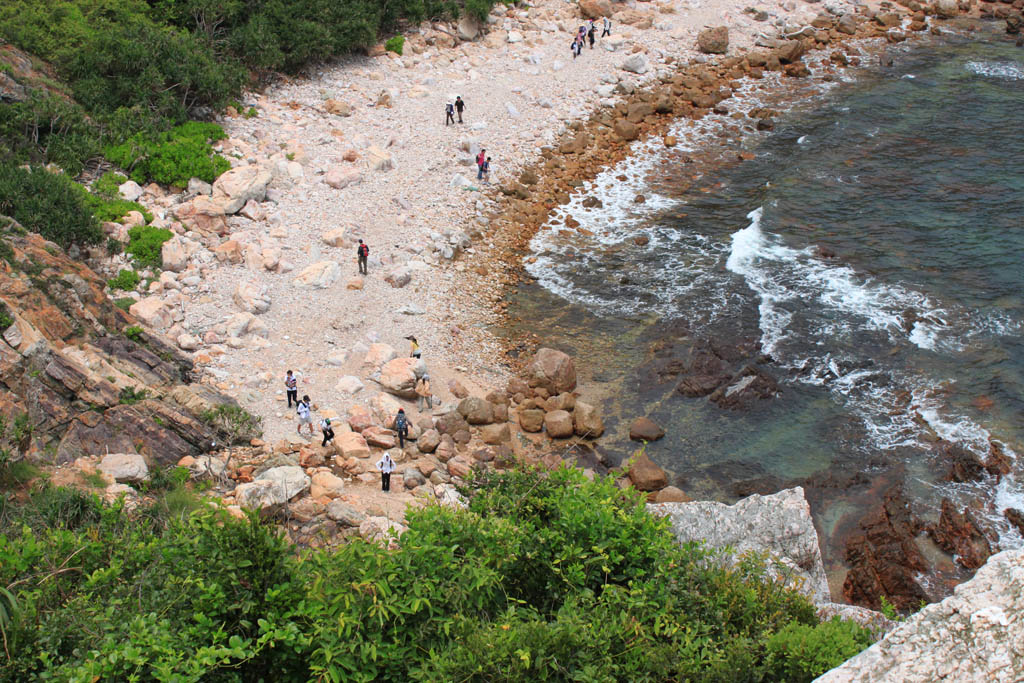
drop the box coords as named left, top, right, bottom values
left=376, top=452, right=395, bottom=492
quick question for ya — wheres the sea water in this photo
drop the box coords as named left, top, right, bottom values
left=506, top=28, right=1024, bottom=593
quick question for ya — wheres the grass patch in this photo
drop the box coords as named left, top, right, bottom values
left=104, top=122, right=231, bottom=188
left=113, top=297, right=134, bottom=312
left=81, top=470, right=108, bottom=490
left=106, top=269, right=140, bottom=292
left=117, top=386, right=147, bottom=405
left=123, top=325, right=144, bottom=343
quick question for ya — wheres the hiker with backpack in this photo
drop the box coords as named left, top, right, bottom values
left=392, top=408, right=409, bottom=450
left=356, top=239, right=369, bottom=275
left=296, top=395, right=314, bottom=438
left=477, top=148, right=487, bottom=180
left=602, top=16, right=611, bottom=37
left=445, top=101, right=455, bottom=126
left=588, top=21, right=596, bottom=49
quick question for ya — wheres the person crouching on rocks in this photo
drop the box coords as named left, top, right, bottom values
left=376, top=452, right=395, bottom=492
left=296, top=395, right=314, bottom=438
left=392, top=408, right=409, bottom=449
left=320, top=417, right=335, bottom=447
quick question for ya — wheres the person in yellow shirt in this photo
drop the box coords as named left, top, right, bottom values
left=407, top=335, right=421, bottom=359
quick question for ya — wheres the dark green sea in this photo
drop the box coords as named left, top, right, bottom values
left=506, top=27, right=1024, bottom=595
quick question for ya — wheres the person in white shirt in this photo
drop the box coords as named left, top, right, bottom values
left=602, top=16, right=611, bottom=37
left=296, top=395, right=314, bottom=438
left=376, top=453, right=395, bottom=492
left=320, top=418, right=335, bottom=447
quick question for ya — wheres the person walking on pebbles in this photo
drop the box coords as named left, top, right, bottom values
left=391, top=408, right=410, bottom=450
left=445, top=101, right=455, bottom=126
left=588, top=21, right=596, bottom=49
left=376, top=452, right=395, bottom=492
left=356, top=238, right=369, bottom=275
left=476, top=148, right=486, bottom=181
left=455, top=95, right=465, bottom=123
left=481, top=156, right=492, bottom=184
left=602, top=16, right=612, bottom=37
left=296, top=394, right=314, bottom=438
left=416, top=373, right=433, bottom=411
left=285, top=369, right=298, bottom=408
left=320, top=417, right=335, bottom=447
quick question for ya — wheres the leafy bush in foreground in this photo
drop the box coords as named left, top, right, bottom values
left=0, top=162, right=102, bottom=248
left=0, top=467, right=874, bottom=680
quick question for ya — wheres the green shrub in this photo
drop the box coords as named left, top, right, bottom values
left=123, top=325, right=144, bottom=342
left=766, top=617, right=876, bottom=682
left=0, top=302, right=13, bottom=331
left=384, top=35, right=404, bottom=55
left=0, top=465, right=875, bottom=680
left=0, top=162, right=103, bottom=248
left=79, top=172, right=153, bottom=224
left=125, top=225, right=172, bottom=268
left=0, top=92, right=101, bottom=176
left=113, top=297, right=134, bottom=311
left=104, top=122, right=230, bottom=188
left=200, top=404, right=263, bottom=446
left=107, top=268, right=140, bottom=292
left=118, top=386, right=148, bottom=405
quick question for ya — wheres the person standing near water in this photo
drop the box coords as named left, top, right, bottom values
left=357, top=239, right=369, bottom=275
left=376, top=452, right=395, bottom=492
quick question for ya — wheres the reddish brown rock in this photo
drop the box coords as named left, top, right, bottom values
left=629, top=417, right=665, bottom=442
left=544, top=410, right=574, bottom=439
left=842, top=486, right=929, bottom=611
left=524, top=348, right=577, bottom=394
left=518, top=409, right=545, bottom=433
left=627, top=452, right=668, bottom=491
left=928, top=498, right=993, bottom=570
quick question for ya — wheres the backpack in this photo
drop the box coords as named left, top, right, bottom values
left=357, top=244, right=369, bottom=257
left=395, top=413, right=407, bottom=430
left=446, top=103, right=454, bottom=114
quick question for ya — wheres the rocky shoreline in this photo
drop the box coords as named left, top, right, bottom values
left=14, top=0, right=1018, bottom=614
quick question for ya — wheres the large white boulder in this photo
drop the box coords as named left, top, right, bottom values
left=232, top=281, right=271, bottom=314
left=818, top=548, right=1024, bottom=682
left=98, top=453, right=149, bottom=483
left=620, top=54, right=649, bottom=75
left=294, top=261, right=341, bottom=288
left=212, top=164, right=272, bottom=214
left=255, top=465, right=310, bottom=501
left=650, top=487, right=830, bottom=605
left=129, top=297, right=172, bottom=330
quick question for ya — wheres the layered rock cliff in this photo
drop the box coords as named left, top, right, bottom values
left=0, top=217, right=245, bottom=465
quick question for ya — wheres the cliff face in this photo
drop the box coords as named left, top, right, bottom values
left=816, top=547, right=1024, bottom=682
left=0, top=219, right=241, bottom=465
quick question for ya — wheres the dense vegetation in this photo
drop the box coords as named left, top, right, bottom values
left=0, top=465, right=873, bottom=681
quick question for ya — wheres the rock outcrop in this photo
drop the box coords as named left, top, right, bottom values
left=818, top=548, right=1024, bottom=682
left=651, top=487, right=831, bottom=605
left=0, top=220, right=245, bottom=466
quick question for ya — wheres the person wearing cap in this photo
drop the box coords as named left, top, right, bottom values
left=415, top=374, right=432, bottom=411
left=320, top=417, right=335, bottom=447
left=407, top=335, right=421, bottom=359
left=391, top=408, right=409, bottom=449
left=455, top=95, right=465, bottom=123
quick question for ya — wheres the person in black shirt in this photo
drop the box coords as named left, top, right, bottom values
left=455, top=96, right=465, bottom=123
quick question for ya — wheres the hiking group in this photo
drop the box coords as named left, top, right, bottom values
left=283, top=336, right=434, bottom=492
left=572, top=17, right=610, bottom=59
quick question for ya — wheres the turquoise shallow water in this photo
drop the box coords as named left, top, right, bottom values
left=506, top=30, right=1024, bottom=590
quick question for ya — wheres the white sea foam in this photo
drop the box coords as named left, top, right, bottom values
left=797, top=135, right=809, bottom=144
left=966, top=60, right=1024, bottom=81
